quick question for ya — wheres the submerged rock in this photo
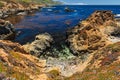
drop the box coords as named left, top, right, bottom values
left=0, top=19, right=15, bottom=40
left=64, top=7, right=75, bottom=12
left=23, top=33, right=53, bottom=57
left=67, top=10, right=120, bottom=55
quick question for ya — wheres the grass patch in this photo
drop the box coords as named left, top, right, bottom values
left=0, top=1, right=4, bottom=7
left=107, top=42, right=120, bottom=53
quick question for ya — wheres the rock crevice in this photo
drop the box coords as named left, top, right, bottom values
left=67, top=10, right=120, bottom=55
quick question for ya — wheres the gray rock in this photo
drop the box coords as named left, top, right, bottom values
left=0, top=11, right=3, bottom=18
left=23, top=33, right=53, bottom=57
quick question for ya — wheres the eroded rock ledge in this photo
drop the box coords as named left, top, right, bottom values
left=67, top=10, right=120, bottom=55
left=0, top=19, right=15, bottom=40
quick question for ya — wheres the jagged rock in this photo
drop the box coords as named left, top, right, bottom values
left=0, top=1, right=44, bottom=19
left=0, top=40, right=47, bottom=80
left=23, top=33, right=53, bottom=57
left=0, top=19, right=15, bottom=40
left=67, top=10, right=119, bottom=55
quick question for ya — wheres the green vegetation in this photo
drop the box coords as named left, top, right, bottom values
left=107, top=42, right=120, bottom=52
left=3, top=0, right=62, bottom=5
left=34, top=0, right=62, bottom=5
left=42, top=45, right=74, bottom=59
left=0, top=61, right=28, bottom=80
left=0, top=1, right=4, bottom=7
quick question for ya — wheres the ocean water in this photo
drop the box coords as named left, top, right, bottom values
left=8, top=5, right=120, bottom=44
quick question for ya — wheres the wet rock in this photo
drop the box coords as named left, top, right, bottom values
left=67, top=10, right=118, bottom=55
left=64, top=7, right=75, bottom=12
left=23, top=33, right=53, bottom=57
left=17, top=11, right=27, bottom=16
left=0, top=19, right=15, bottom=40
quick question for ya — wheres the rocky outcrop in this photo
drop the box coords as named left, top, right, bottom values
left=0, top=19, right=15, bottom=40
left=0, top=40, right=47, bottom=80
left=0, top=0, right=45, bottom=18
left=67, top=11, right=120, bottom=55
left=23, top=33, right=53, bottom=57
left=64, top=7, right=75, bottom=12
left=63, top=42, right=120, bottom=80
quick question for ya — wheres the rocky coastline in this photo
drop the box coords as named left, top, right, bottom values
left=0, top=3, right=120, bottom=79
left=0, top=0, right=45, bottom=19
left=67, top=11, right=118, bottom=55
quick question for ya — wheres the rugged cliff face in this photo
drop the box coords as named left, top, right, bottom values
left=0, top=40, right=47, bottom=80
left=47, top=11, right=120, bottom=80
left=67, top=11, right=120, bottom=55
left=65, top=42, right=120, bottom=80
left=1, top=9, right=120, bottom=80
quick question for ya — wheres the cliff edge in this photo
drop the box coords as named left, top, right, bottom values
left=67, top=11, right=120, bottom=55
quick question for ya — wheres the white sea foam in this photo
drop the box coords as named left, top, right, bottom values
left=115, top=14, right=120, bottom=17
left=47, top=9, right=53, bottom=11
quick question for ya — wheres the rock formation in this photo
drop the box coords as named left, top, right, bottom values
left=23, top=33, right=53, bottom=57
left=64, top=42, right=120, bottom=80
left=0, top=40, right=47, bottom=80
left=45, top=11, right=120, bottom=80
left=0, top=0, right=45, bottom=18
left=0, top=19, right=15, bottom=40
left=67, top=10, right=120, bottom=55
left=64, top=7, right=75, bottom=12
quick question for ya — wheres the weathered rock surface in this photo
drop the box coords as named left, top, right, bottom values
left=67, top=10, right=120, bottom=55
left=63, top=42, right=120, bottom=80
left=23, top=33, right=53, bottom=57
left=0, top=19, right=15, bottom=40
left=0, top=0, right=45, bottom=18
left=0, top=40, right=47, bottom=80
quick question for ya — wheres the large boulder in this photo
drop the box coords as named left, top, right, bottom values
left=0, top=19, right=15, bottom=40
left=23, top=33, right=53, bottom=57
left=67, top=10, right=120, bottom=55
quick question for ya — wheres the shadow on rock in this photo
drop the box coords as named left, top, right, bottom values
left=23, top=33, right=53, bottom=57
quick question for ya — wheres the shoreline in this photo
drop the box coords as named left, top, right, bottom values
left=0, top=1, right=45, bottom=19
left=0, top=4, right=120, bottom=79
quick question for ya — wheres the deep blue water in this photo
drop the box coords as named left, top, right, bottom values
left=11, top=5, right=120, bottom=44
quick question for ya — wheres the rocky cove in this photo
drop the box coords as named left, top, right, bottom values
left=1, top=3, right=120, bottom=80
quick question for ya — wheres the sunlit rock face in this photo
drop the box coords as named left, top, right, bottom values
left=67, top=10, right=120, bottom=55
left=23, top=33, right=53, bottom=57
left=0, top=40, right=47, bottom=80
left=0, top=19, right=15, bottom=40
left=0, top=0, right=44, bottom=18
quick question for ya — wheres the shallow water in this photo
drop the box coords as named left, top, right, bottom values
left=5, top=5, right=120, bottom=44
